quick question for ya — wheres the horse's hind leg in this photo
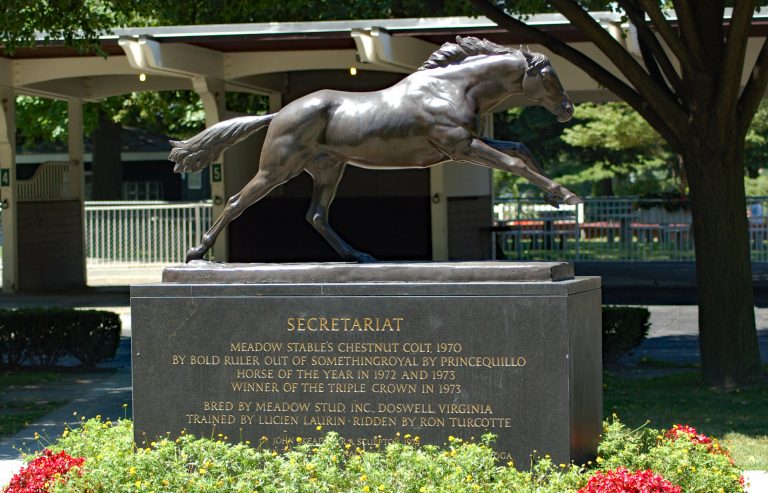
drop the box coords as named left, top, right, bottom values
left=186, top=168, right=295, bottom=262
left=305, top=160, right=377, bottom=263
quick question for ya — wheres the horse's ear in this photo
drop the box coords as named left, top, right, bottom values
left=521, top=47, right=535, bottom=66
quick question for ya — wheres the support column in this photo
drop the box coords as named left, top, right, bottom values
left=430, top=166, right=448, bottom=261
left=0, top=89, right=17, bottom=293
left=68, top=98, right=86, bottom=282
left=268, top=93, right=282, bottom=113
left=193, top=77, right=228, bottom=261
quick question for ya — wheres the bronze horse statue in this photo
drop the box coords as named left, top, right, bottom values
left=169, top=36, right=581, bottom=263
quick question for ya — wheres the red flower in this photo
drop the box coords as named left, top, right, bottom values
left=664, top=424, right=712, bottom=446
left=664, top=424, right=734, bottom=462
left=579, top=468, right=681, bottom=493
left=3, top=449, right=85, bottom=493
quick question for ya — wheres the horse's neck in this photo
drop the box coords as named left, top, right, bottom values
left=459, top=59, right=524, bottom=114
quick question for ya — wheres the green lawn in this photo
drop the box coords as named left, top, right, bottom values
left=604, top=367, right=768, bottom=469
left=0, top=370, right=67, bottom=437
left=498, top=237, right=698, bottom=261
left=0, top=370, right=61, bottom=391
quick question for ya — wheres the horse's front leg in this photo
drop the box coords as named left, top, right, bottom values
left=458, top=138, right=582, bottom=205
left=481, top=138, right=545, bottom=174
left=481, top=138, right=559, bottom=207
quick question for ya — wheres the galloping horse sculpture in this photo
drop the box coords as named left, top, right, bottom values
left=169, top=36, right=581, bottom=263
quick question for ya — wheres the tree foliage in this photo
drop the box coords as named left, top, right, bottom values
left=0, top=0, right=121, bottom=54
left=1, top=0, right=454, bottom=55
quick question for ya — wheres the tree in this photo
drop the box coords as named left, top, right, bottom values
left=470, top=0, right=766, bottom=386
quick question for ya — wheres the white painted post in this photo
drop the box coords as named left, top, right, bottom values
left=68, top=98, right=87, bottom=281
left=0, top=88, right=17, bottom=293
left=193, top=76, right=228, bottom=261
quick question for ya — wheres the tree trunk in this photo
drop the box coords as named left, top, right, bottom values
left=91, top=110, right=123, bottom=200
left=685, top=136, right=764, bottom=386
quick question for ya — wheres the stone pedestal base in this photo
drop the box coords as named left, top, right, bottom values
left=131, top=262, right=601, bottom=465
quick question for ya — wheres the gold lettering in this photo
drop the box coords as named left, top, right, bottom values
left=352, top=416, right=397, bottom=427
left=230, top=381, right=279, bottom=392
left=285, top=317, right=404, bottom=332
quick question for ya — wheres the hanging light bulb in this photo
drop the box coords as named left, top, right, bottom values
left=349, top=67, right=358, bottom=76
left=139, top=73, right=147, bottom=82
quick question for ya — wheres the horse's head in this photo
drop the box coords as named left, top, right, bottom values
left=521, top=51, right=574, bottom=122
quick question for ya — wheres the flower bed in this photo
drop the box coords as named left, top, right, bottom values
left=3, top=417, right=746, bottom=493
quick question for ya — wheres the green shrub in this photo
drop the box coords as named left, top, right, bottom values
left=597, top=418, right=745, bottom=493
left=63, top=311, right=121, bottom=367
left=602, top=306, right=651, bottom=364
left=0, top=308, right=121, bottom=368
left=30, top=417, right=744, bottom=493
left=46, top=419, right=587, bottom=493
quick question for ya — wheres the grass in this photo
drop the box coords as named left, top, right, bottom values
left=636, top=357, right=698, bottom=369
left=0, top=401, right=67, bottom=436
left=0, top=370, right=62, bottom=391
left=0, top=370, right=66, bottom=437
left=604, top=366, right=768, bottom=469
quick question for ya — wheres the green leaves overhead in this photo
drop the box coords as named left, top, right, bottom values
left=561, top=103, right=662, bottom=152
left=1, top=0, right=458, bottom=54
left=0, top=0, right=125, bottom=54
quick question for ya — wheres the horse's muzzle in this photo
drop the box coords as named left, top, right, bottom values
left=556, top=101, right=574, bottom=122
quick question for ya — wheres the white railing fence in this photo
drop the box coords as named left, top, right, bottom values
left=85, top=201, right=212, bottom=265
left=493, top=196, right=768, bottom=262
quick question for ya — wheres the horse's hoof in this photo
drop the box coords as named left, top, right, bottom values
left=186, top=247, right=205, bottom=263
left=544, top=193, right=560, bottom=208
left=349, top=252, right=377, bottom=263
left=563, top=193, right=583, bottom=205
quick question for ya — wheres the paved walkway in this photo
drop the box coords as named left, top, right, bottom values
left=0, top=276, right=766, bottom=491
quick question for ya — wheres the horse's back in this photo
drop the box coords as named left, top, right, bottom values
left=263, top=78, right=463, bottom=168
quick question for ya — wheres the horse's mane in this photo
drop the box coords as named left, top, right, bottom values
left=418, top=36, right=548, bottom=73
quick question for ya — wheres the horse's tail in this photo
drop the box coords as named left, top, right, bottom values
left=169, top=113, right=275, bottom=173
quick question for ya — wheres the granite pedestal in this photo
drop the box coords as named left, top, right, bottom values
left=131, top=261, right=601, bottom=465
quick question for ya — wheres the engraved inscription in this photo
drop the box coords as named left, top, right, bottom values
left=168, top=314, right=530, bottom=446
